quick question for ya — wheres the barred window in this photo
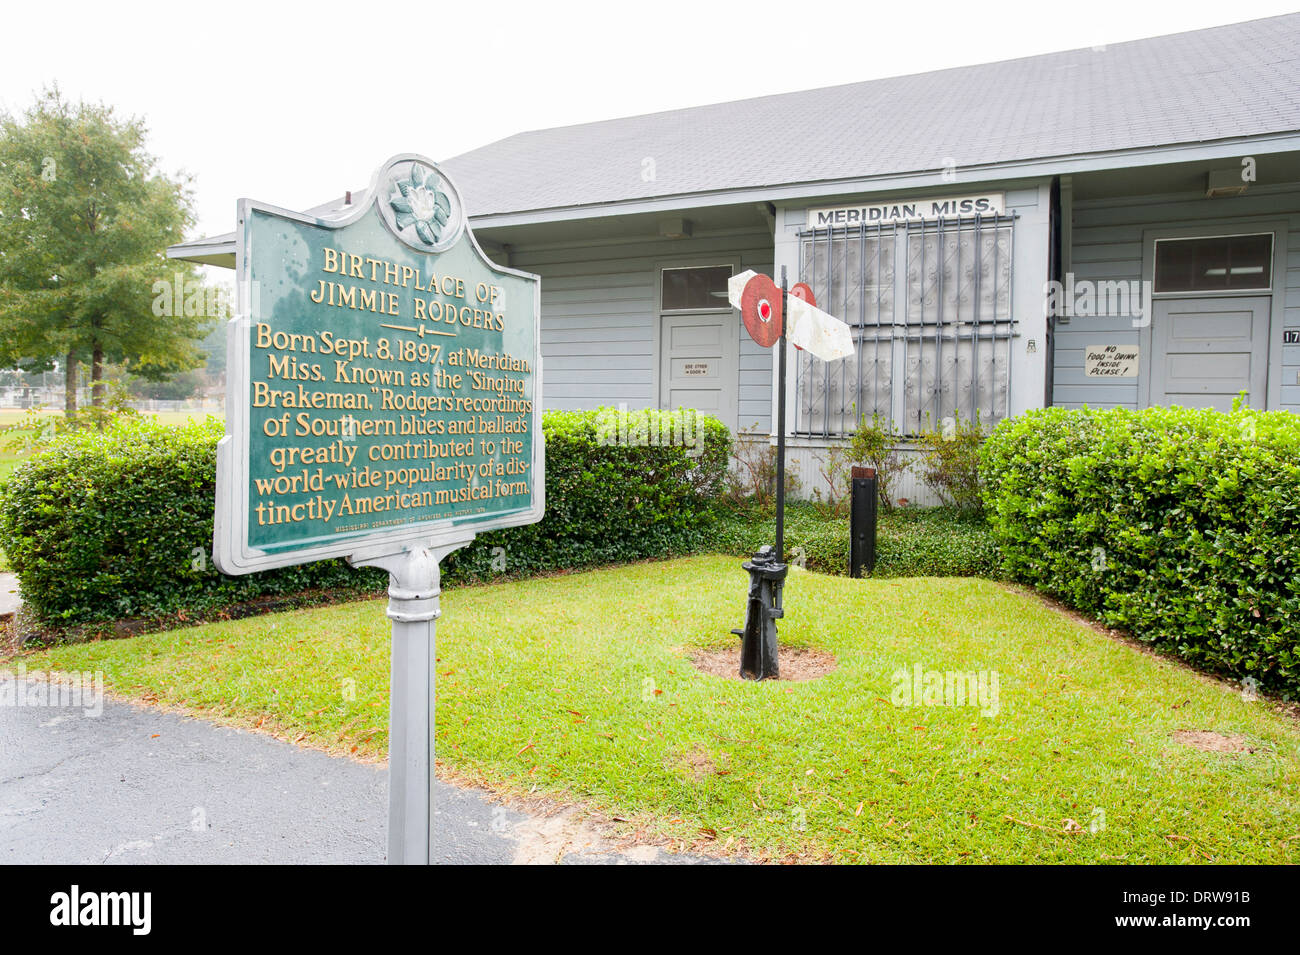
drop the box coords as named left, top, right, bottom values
left=795, top=216, right=1015, bottom=437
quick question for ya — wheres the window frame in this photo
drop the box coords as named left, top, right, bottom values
left=1151, top=231, right=1275, bottom=297
left=658, top=264, right=735, bottom=313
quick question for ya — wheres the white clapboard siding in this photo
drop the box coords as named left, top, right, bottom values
left=1060, top=184, right=1300, bottom=413
left=504, top=228, right=775, bottom=429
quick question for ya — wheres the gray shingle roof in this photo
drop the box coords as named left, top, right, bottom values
left=440, top=14, right=1300, bottom=217
left=169, top=14, right=1300, bottom=262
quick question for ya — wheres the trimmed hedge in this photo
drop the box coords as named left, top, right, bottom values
left=0, top=408, right=729, bottom=625
left=980, top=405, right=1300, bottom=695
left=0, top=417, right=383, bottom=624
left=443, top=407, right=729, bottom=581
left=708, top=502, right=999, bottom=579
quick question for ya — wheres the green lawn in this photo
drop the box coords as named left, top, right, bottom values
left=0, top=412, right=28, bottom=572
left=0, top=440, right=23, bottom=571
left=21, top=555, right=1300, bottom=863
left=0, top=410, right=29, bottom=486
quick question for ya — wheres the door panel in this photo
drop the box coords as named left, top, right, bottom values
left=660, top=314, right=737, bottom=431
left=1150, top=296, right=1270, bottom=411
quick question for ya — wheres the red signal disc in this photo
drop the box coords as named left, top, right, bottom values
left=740, top=274, right=782, bottom=347
left=790, top=282, right=816, bottom=307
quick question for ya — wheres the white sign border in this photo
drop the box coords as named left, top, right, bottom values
left=214, top=154, right=545, bottom=576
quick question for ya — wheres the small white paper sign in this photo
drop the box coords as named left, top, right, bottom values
left=1085, top=344, right=1139, bottom=378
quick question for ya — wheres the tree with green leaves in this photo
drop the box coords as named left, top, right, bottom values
left=0, top=87, right=211, bottom=418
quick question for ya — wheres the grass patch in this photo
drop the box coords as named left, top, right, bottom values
left=21, top=555, right=1300, bottom=863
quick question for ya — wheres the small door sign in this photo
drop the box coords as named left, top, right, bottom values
left=1085, top=344, right=1140, bottom=378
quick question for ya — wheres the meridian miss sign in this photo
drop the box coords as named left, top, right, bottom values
left=215, top=154, right=543, bottom=574
left=806, top=193, right=1005, bottom=229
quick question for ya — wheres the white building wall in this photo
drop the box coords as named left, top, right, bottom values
left=1059, top=181, right=1300, bottom=413
left=502, top=226, right=774, bottom=427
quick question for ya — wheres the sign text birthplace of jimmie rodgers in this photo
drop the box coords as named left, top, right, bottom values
left=215, top=155, right=543, bottom=866
left=215, top=154, right=543, bottom=573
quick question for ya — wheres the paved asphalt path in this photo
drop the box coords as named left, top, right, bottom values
left=0, top=692, right=721, bottom=865
left=0, top=575, right=21, bottom=616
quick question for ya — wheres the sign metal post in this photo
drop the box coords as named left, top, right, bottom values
left=350, top=537, right=470, bottom=864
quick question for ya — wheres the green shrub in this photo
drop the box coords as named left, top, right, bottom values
left=708, top=501, right=998, bottom=579
left=444, top=407, right=729, bottom=581
left=808, top=443, right=852, bottom=518
left=915, top=411, right=985, bottom=514
left=845, top=412, right=909, bottom=510
left=0, top=417, right=380, bottom=624
left=725, top=423, right=800, bottom=508
left=980, top=404, right=1300, bottom=695
left=0, top=408, right=730, bottom=625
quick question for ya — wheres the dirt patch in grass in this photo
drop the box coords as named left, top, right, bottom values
left=1172, top=729, right=1256, bottom=754
left=436, top=763, right=755, bottom=863
left=688, top=645, right=836, bottom=682
left=669, top=743, right=729, bottom=782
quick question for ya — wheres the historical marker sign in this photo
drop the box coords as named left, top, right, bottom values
left=216, top=154, right=543, bottom=865
left=215, top=154, right=543, bottom=575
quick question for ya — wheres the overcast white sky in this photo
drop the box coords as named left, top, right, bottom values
left=2, top=0, right=1297, bottom=242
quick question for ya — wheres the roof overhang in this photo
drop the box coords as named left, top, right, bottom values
left=166, top=236, right=238, bottom=268
left=168, top=131, right=1300, bottom=268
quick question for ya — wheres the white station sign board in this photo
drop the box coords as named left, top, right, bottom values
left=807, top=193, right=1006, bottom=229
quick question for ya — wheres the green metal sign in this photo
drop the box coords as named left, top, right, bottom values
left=214, top=154, right=543, bottom=574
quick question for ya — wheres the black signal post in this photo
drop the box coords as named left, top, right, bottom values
left=733, top=267, right=789, bottom=680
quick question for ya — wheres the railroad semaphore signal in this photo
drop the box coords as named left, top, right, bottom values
left=727, top=267, right=852, bottom=679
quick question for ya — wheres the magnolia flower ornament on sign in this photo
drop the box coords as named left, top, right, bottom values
left=390, top=164, right=451, bottom=244
left=382, top=160, right=462, bottom=252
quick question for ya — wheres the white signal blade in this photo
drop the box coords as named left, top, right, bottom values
left=787, top=295, right=853, bottom=361
left=727, top=270, right=758, bottom=310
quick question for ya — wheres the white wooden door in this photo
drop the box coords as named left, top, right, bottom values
left=659, top=314, right=738, bottom=431
left=1150, top=296, right=1270, bottom=410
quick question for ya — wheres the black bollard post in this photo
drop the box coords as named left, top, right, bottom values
left=849, top=466, right=878, bottom=578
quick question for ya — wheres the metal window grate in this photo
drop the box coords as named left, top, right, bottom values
left=795, top=215, right=1016, bottom=438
